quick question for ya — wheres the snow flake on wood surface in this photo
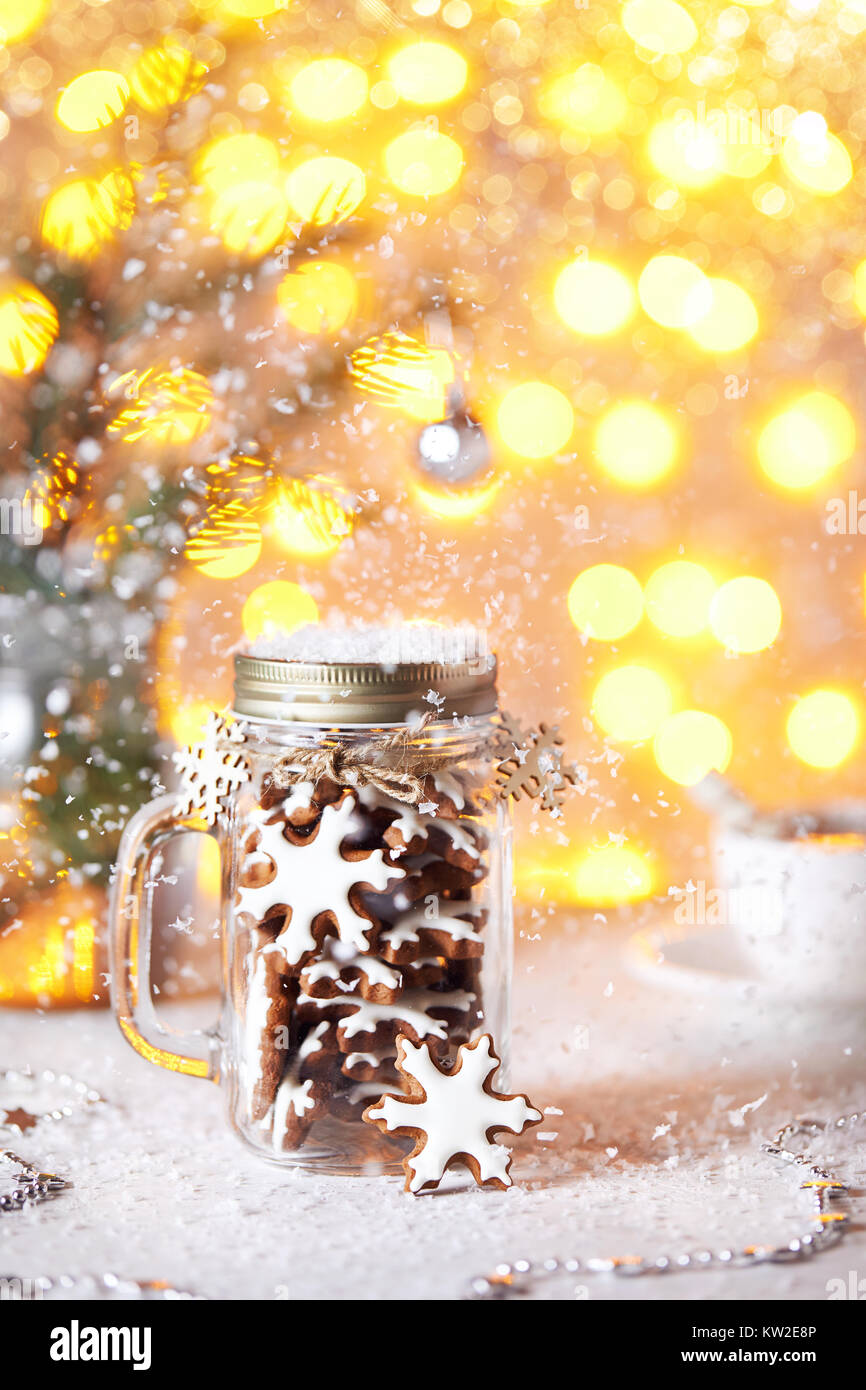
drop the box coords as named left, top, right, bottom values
left=494, top=720, right=583, bottom=814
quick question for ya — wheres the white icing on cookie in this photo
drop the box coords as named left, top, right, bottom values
left=236, top=796, right=404, bottom=964
left=345, top=1081, right=391, bottom=1107
left=282, top=781, right=315, bottom=816
left=358, top=785, right=482, bottom=858
left=343, top=1048, right=394, bottom=1073
left=270, top=1075, right=315, bottom=1146
left=297, top=988, right=475, bottom=1043
left=432, top=769, right=466, bottom=811
left=265, top=1022, right=329, bottom=1154
left=365, top=1035, right=542, bottom=1193
left=379, top=899, right=484, bottom=952
left=298, top=1020, right=329, bottom=1065
left=302, top=942, right=402, bottom=995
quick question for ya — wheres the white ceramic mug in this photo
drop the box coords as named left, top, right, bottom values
left=712, top=801, right=866, bottom=998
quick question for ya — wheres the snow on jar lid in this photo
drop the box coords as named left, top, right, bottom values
left=233, top=623, right=497, bottom=725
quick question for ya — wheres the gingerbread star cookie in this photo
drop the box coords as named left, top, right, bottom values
left=363, top=1033, right=542, bottom=1194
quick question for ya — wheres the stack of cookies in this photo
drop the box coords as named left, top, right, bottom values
left=232, top=770, right=490, bottom=1154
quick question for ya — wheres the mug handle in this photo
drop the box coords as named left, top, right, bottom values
left=110, top=794, right=222, bottom=1082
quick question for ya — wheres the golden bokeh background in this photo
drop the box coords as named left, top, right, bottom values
left=2, top=0, right=866, bottom=923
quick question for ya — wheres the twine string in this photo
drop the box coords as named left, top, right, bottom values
left=266, top=713, right=448, bottom=806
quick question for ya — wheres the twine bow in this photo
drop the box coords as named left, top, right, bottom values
left=267, top=715, right=443, bottom=806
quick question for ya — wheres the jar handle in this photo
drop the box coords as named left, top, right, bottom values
left=109, top=794, right=221, bottom=1082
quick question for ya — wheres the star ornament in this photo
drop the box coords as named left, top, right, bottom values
left=0, top=1106, right=40, bottom=1135
left=363, top=1033, right=542, bottom=1194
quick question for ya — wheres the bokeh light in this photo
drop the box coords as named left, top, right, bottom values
left=241, top=581, right=320, bottom=641
left=0, top=0, right=48, bottom=44
left=277, top=262, right=357, bottom=335
left=56, top=71, right=129, bottom=133
left=211, top=182, right=288, bottom=257
left=128, top=42, right=206, bottom=112
left=573, top=844, right=654, bottom=906
left=648, top=115, right=724, bottom=189
left=412, top=478, right=502, bottom=520
left=186, top=502, right=262, bottom=579
left=349, top=333, right=455, bottom=421
left=781, top=115, right=853, bottom=196
left=41, top=172, right=135, bottom=260
left=387, top=42, right=467, bottom=106
left=383, top=129, right=464, bottom=198
left=0, top=280, right=58, bottom=377
left=709, top=576, right=782, bottom=654
left=197, top=134, right=280, bottom=193
left=24, top=452, right=80, bottom=531
left=644, top=561, right=717, bottom=638
left=286, top=157, right=366, bottom=225
left=757, top=392, right=856, bottom=491
left=267, top=477, right=353, bottom=558
left=592, top=665, right=673, bottom=742
left=540, top=64, right=627, bottom=135
left=554, top=259, right=635, bottom=337
left=638, top=256, right=712, bottom=329
left=593, top=400, right=678, bottom=488
left=196, top=133, right=287, bottom=254
left=567, top=565, right=644, bottom=641
left=217, top=0, right=286, bottom=17
left=169, top=699, right=213, bottom=749
left=686, top=278, right=759, bottom=354
left=107, top=368, right=213, bottom=446
left=289, top=59, right=368, bottom=123
left=623, top=0, right=697, bottom=54
left=786, top=690, right=860, bottom=769
left=653, top=710, right=733, bottom=785
left=496, top=382, right=574, bottom=460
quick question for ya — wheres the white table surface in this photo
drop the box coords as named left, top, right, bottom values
left=1, top=908, right=863, bottom=1302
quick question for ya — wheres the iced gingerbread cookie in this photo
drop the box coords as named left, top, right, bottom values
left=340, top=1046, right=400, bottom=1083
left=299, top=939, right=404, bottom=1005
left=363, top=1033, right=542, bottom=1193
left=265, top=1022, right=330, bottom=1152
left=330, top=1079, right=400, bottom=1123
left=296, top=986, right=477, bottom=1051
left=416, top=769, right=483, bottom=819
left=376, top=899, right=486, bottom=964
left=357, top=787, right=486, bottom=871
left=244, top=934, right=297, bottom=1124
left=235, top=794, right=404, bottom=969
left=367, top=858, right=483, bottom=923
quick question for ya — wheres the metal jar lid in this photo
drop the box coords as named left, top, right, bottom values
left=232, top=652, right=498, bottom=725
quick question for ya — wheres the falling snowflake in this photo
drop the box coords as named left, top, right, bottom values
left=172, top=712, right=250, bottom=825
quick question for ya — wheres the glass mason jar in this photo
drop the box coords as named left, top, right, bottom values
left=110, top=642, right=512, bottom=1172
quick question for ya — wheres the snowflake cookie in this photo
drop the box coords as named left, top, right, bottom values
left=236, top=795, right=405, bottom=967
left=363, top=1033, right=542, bottom=1194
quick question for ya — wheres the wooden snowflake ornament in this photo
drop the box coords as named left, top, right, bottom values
left=495, top=721, right=582, bottom=814
left=172, top=712, right=250, bottom=825
left=363, top=1033, right=542, bottom=1194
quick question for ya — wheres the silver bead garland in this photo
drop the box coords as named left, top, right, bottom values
left=0, top=1067, right=104, bottom=1134
left=466, top=1112, right=861, bottom=1299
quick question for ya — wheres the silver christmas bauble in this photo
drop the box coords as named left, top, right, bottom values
left=415, top=408, right=491, bottom=486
